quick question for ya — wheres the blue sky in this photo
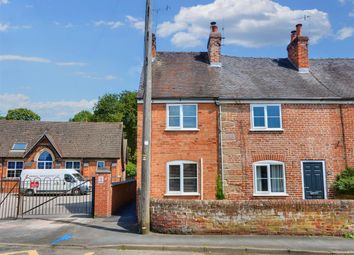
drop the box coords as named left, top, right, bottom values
left=0, top=0, right=353, bottom=121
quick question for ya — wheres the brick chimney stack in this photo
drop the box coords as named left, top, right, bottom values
left=208, top=21, right=222, bottom=67
left=287, top=24, right=309, bottom=73
left=152, top=33, right=156, bottom=60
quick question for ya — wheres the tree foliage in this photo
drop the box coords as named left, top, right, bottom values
left=70, top=110, right=93, bottom=122
left=93, top=91, right=137, bottom=162
left=71, top=91, right=137, bottom=162
left=0, top=115, right=5, bottom=120
left=126, top=162, right=137, bottom=177
left=333, top=167, right=354, bottom=195
left=6, top=108, right=41, bottom=121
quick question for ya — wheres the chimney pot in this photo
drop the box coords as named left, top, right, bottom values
left=296, top=23, right=302, bottom=36
left=290, top=30, right=297, bottom=41
left=210, top=21, right=218, bottom=32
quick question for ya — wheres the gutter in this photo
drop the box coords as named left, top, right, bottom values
left=215, top=100, right=224, bottom=193
left=339, top=105, right=348, bottom=168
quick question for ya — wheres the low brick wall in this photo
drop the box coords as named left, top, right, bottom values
left=151, top=199, right=354, bottom=236
left=111, top=180, right=136, bottom=215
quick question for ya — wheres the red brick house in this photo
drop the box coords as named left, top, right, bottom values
left=0, top=120, right=126, bottom=180
left=137, top=23, right=354, bottom=200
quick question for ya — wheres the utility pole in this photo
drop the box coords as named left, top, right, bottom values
left=140, top=0, right=152, bottom=235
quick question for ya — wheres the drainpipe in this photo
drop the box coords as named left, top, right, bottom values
left=339, top=105, right=348, bottom=168
left=216, top=100, right=225, bottom=192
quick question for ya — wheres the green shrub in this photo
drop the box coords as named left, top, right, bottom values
left=126, top=162, right=136, bottom=177
left=333, top=167, right=354, bottom=195
left=216, top=175, right=225, bottom=200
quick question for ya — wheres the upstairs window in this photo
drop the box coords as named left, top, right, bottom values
left=37, top=151, right=53, bottom=169
left=11, top=143, right=27, bottom=151
left=7, top=161, right=23, bottom=178
left=97, top=161, right=105, bottom=170
left=167, top=104, right=198, bottom=130
left=251, top=104, right=282, bottom=130
left=167, top=161, right=198, bottom=195
left=65, top=161, right=81, bottom=172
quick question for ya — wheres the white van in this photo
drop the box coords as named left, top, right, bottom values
left=20, top=169, right=90, bottom=195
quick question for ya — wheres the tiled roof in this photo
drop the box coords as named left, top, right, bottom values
left=0, top=120, right=123, bottom=159
left=138, top=52, right=354, bottom=100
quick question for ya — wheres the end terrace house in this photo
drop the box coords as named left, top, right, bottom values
left=0, top=120, right=126, bottom=179
left=137, top=22, right=354, bottom=200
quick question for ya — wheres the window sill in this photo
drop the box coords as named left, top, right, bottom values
left=165, top=128, right=200, bottom=132
left=253, top=193, right=289, bottom=197
left=250, top=128, right=284, bottom=132
left=164, top=193, right=200, bottom=197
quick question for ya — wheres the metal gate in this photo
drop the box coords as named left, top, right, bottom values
left=0, top=177, right=95, bottom=219
left=0, top=179, right=20, bottom=219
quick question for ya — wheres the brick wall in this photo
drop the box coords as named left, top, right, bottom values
left=137, top=103, right=219, bottom=200
left=151, top=199, right=354, bottom=235
left=111, top=180, right=136, bottom=215
left=221, top=104, right=353, bottom=200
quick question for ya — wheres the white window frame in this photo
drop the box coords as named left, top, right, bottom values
left=97, top=161, right=105, bottom=170
left=65, top=160, right=81, bottom=171
left=300, top=160, right=327, bottom=200
left=7, top=160, right=24, bottom=178
left=166, top=160, right=199, bottom=196
left=36, top=150, right=54, bottom=169
left=166, top=104, right=199, bottom=131
left=253, top=160, right=288, bottom=196
left=250, top=104, right=283, bottom=131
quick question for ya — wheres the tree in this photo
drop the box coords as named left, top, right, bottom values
left=92, top=91, right=137, bottom=162
left=70, top=110, right=93, bottom=122
left=0, top=115, right=5, bottom=120
left=6, top=108, right=40, bottom=121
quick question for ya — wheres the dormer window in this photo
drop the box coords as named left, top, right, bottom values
left=11, top=143, right=27, bottom=151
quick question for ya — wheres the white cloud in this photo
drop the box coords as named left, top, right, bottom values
left=0, top=0, right=9, bottom=5
left=126, top=16, right=145, bottom=31
left=0, top=23, right=32, bottom=32
left=0, top=93, right=96, bottom=121
left=54, top=22, right=74, bottom=29
left=336, top=27, right=354, bottom=40
left=0, top=55, right=51, bottom=63
left=0, top=55, right=88, bottom=67
left=157, top=0, right=331, bottom=48
left=0, top=23, right=9, bottom=32
left=74, top=72, right=117, bottom=81
left=94, top=20, right=123, bottom=29
left=349, top=11, right=354, bottom=17
left=56, top=62, right=87, bottom=67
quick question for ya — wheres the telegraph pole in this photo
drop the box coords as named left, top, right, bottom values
left=140, top=0, right=152, bottom=235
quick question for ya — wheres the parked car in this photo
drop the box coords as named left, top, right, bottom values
left=20, top=169, right=90, bottom=195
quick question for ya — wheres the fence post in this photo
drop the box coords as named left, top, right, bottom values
left=94, top=169, right=112, bottom=217
left=91, top=177, right=95, bottom=218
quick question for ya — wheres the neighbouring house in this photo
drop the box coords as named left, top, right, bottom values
left=137, top=22, right=354, bottom=200
left=0, top=120, right=126, bottom=180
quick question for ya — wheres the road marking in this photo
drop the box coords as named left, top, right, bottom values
left=51, top=233, right=73, bottom=245
left=84, top=252, right=95, bottom=255
left=0, top=250, right=39, bottom=255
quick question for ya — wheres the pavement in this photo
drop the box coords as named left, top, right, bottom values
left=0, top=203, right=353, bottom=255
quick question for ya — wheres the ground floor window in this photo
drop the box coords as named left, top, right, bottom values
left=7, top=161, right=24, bottom=178
left=167, top=161, right=198, bottom=195
left=65, top=161, right=81, bottom=172
left=253, top=161, right=286, bottom=195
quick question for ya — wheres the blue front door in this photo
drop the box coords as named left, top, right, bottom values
left=303, top=162, right=325, bottom=199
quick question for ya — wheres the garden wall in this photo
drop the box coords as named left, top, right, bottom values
left=150, top=199, right=354, bottom=235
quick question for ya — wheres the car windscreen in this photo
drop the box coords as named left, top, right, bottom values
left=73, top=173, right=85, bottom=181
